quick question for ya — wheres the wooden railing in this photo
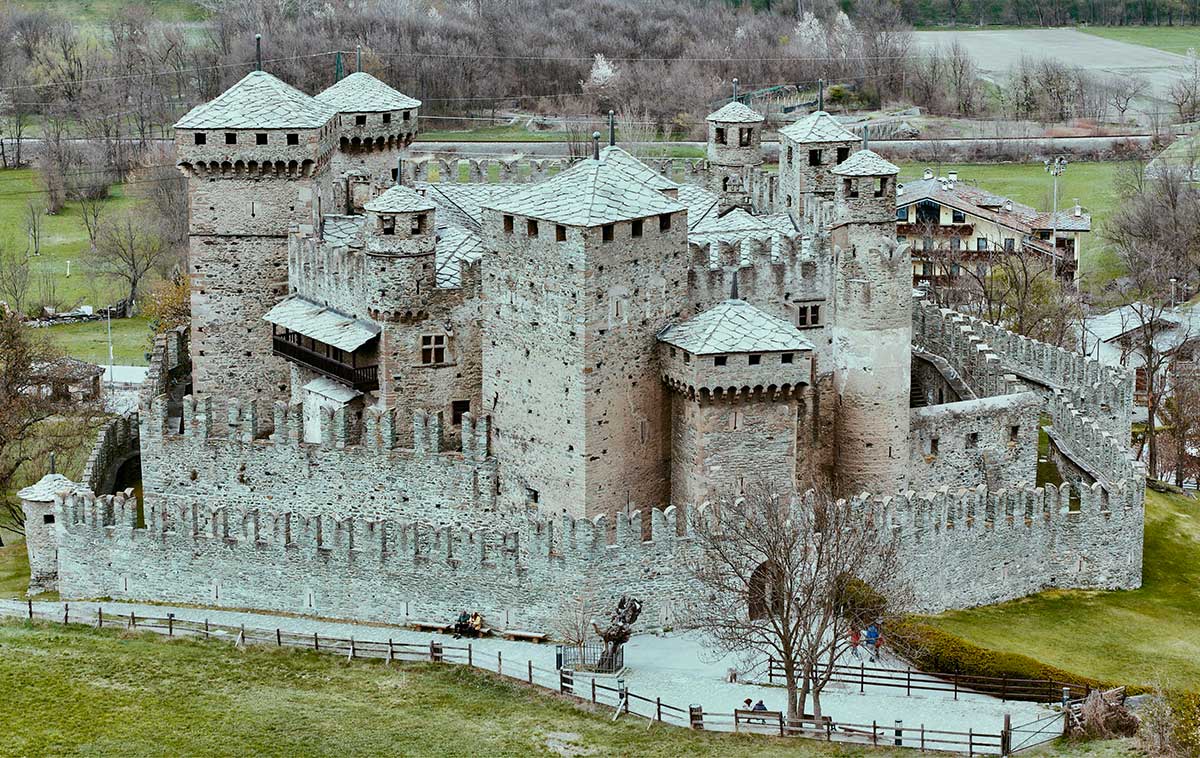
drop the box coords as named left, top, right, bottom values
left=272, top=333, right=379, bottom=392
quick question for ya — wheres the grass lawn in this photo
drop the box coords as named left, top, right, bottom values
left=897, top=160, right=1125, bottom=285
left=925, top=489, right=1200, bottom=691
left=0, top=168, right=142, bottom=310
left=0, top=619, right=1138, bottom=757
left=10, top=0, right=206, bottom=23
left=1080, top=25, right=1200, bottom=55
left=37, top=315, right=152, bottom=366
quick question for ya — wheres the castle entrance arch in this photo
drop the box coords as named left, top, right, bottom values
left=748, top=560, right=785, bottom=620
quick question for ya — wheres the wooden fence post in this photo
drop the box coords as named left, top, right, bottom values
left=204, top=619, right=209, bottom=638
left=906, top=667, right=911, bottom=696
left=168, top=614, right=174, bottom=637
left=894, top=719, right=903, bottom=746
left=27, top=599, right=33, bottom=620
left=591, top=677, right=596, bottom=703
left=467, top=643, right=472, bottom=667
left=276, top=629, right=282, bottom=647
left=527, top=660, right=533, bottom=684
left=872, top=720, right=878, bottom=745
left=688, top=705, right=703, bottom=730
left=314, top=632, right=319, bottom=651
left=920, top=724, right=926, bottom=751
left=1001, top=713, right=1012, bottom=756
left=129, top=612, right=135, bottom=629
left=656, top=697, right=662, bottom=722
left=97, top=607, right=103, bottom=629
left=348, top=637, right=355, bottom=661
left=860, top=662, right=865, bottom=694
left=387, top=639, right=394, bottom=664
left=63, top=603, right=69, bottom=625
left=968, top=728, right=974, bottom=757
left=497, top=650, right=502, bottom=676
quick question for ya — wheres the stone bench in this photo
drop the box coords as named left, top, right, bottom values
left=499, top=629, right=548, bottom=643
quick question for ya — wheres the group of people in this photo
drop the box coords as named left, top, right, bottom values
left=848, top=622, right=884, bottom=662
left=452, top=610, right=484, bottom=639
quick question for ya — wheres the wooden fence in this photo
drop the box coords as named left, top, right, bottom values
left=17, top=602, right=1063, bottom=755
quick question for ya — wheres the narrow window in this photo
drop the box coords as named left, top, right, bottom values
left=1010, top=425, right=1020, bottom=442
left=602, top=224, right=614, bottom=242
left=977, top=237, right=988, bottom=252
left=748, top=354, right=761, bottom=366
left=929, top=437, right=939, bottom=455
left=781, top=353, right=794, bottom=364
left=715, top=126, right=726, bottom=144
left=659, top=213, right=672, bottom=232
left=714, top=355, right=727, bottom=367
left=555, top=225, right=566, bottom=242
left=786, top=146, right=793, bottom=163
left=225, top=132, right=237, bottom=145
left=845, top=178, right=858, bottom=199
left=411, top=214, right=425, bottom=235
left=421, top=334, right=447, bottom=364
left=503, top=215, right=514, bottom=234
left=403, top=110, right=411, bottom=122
left=875, top=177, right=886, bottom=197
left=739, top=127, right=752, bottom=147
left=355, top=114, right=367, bottom=126
left=526, top=487, right=539, bottom=504
left=683, top=352, right=691, bottom=365
left=1004, top=238, right=1015, bottom=252
left=527, top=219, right=539, bottom=238
left=451, top=399, right=470, bottom=426
left=255, top=133, right=267, bottom=145
left=631, top=219, right=643, bottom=238
left=797, top=305, right=809, bottom=327
left=382, top=113, right=392, bottom=124
left=380, top=215, right=395, bottom=235
left=728, top=410, right=743, bottom=431
left=966, top=432, right=979, bottom=449
left=286, top=133, right=299, bottom=145
left=837, top=146, right=850, bottom=163
left=951, top=236, right=962, bottom=252
left=808, top=149, right=822, bottom=166
left=193, top=132, right=207, bottom=145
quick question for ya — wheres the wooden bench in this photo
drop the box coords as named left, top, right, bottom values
left=734, top=709, right=784, bottom=733
left=411, top=620, right=494, bottom=637
left=500, top=629, right=548, bottom=643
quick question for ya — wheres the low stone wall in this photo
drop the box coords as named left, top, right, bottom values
left=80, top=414, right=140, bottom=494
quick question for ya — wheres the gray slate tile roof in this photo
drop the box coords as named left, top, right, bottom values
left=17, top=473, right=76, bottom=502
left=315, top=72, right=422, bottom=113
left=707, top=101, right=764, bottom=123
left=175, top=71, right=335, bottom=130
left=436, top=226, right=488, bottom=288
left=322, top=215, right=365, bottom=247
left=364, top=184, right=436, bottom=213
left=483, top=146, right=684, bottom=226
left=832, top=149, right=899, bottom=176
left=659, top=299, right=814, bottom=355
left=779, top=110, right=858, bottom=143
left=262, top=296, right=380, bottom=352
left=419, top=182, right=521, bottom=232
left=597, top=145, right=678, bottom=191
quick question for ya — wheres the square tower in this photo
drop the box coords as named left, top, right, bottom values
left=705, top=100, right=764, bottom=212
left=777, top=111, right=859, bottom=229
left=482, top=146, right=689, bottom=519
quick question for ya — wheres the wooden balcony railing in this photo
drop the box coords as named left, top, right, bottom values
left=272, top=333, right=379, bottom=392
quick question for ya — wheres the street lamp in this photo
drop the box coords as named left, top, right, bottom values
left=1044, top=156, right=1067, bottom=276
left=1170, top=277, right=1178, bottom=309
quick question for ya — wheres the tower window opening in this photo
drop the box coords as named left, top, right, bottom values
left=555, top=224, right=567, bottom=242
left=503, top=215, right=514, bottom=234
left=255, top=133, right=267, bottom=145
left=1010, top=424, right=1020, bottom=442
left=602, top=224, right=614, bottom=242
left=808, top=149, right=822, bottom=166
left=715, top=126, right=727, bottom=144
left=355, top=114, right=367, bottom=126
left=659, top=213, right=672, bottom=232
left=380, top=215, right=396, bottom=235
left=451, top=399, right=470, bottom=425
left=225, top=132, right=237, bottom=145
left=193, top=132, right=207, bottom=145
left=728, top=410, right=744, bottom=431
left=837, top=146, right=850, bottom=163
left=786, top=146, right=793, bottom=163
left=403, top=110, right=411, bottom=122
left=382, top=113, right=392, bottom=124
left=748, top=354, right=761, bottom=366
left=286, top=133, right=299, bottom=145
left=527, top=219, right=539, bottom=238
left=714, top=355, right=727, bottom=367
left=739, top=128, right=752, bottom=147
left=874, top=177, right=887, bottom=197
left=781, top=353, right=794, bottom=364
left=928, top=436, right=939, bottom=455
left=631, top=219, right=643, bottom=238
left=412, top=214, right=426, bottom=235
left=845, top=178, right=859, bottom=199
left=966, top=432, right=979, bottom=449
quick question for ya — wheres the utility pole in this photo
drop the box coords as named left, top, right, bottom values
left=106, top=306, right=114, bottom=395
left=1043, top=156, right=1067, bottom=277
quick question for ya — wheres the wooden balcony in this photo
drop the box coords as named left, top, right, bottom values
left=272, top=332, right=379, bottom=392
left=896, top=222, right=974, bottom=237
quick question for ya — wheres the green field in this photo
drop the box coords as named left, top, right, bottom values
left=0, top=619, right=1138, bottom=758
left=38, top=315, right=152, bottom=366
left=1080, top=25, right=1200, bottom=55
left=10, top=0, right=206, bottom=23
left=897, top=160, right=1124, bottom=284
left=926, top=489, right=1200, bottom=691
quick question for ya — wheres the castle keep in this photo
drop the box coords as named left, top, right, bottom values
left=24, top=70, right=1145, bottom=631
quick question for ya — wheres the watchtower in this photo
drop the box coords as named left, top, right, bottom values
left=174, top=69, right=337, bottom=405
left=705, top=100, right=765, bottom=211
left=828, top=149, right=910, bottom=497
left=778, top=111, right=859, bottom=229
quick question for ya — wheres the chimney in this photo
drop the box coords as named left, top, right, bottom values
left=592, top=131, right=601, bottom=160
left=947, top=170, right=958, bottom=182
left=1073, top=198, right=1082, bottom=217
left=255, top=34, right=262, bottom=72
left=608, top=110, right=615, bottom=147
left=1004, top=200, right=1013, bottom=212
left=922, top=168, right=933, bottom=180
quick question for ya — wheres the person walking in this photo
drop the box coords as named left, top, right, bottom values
left=865, top=623, right=880, bottom=663
left=849, top=627, right=863, bottom=660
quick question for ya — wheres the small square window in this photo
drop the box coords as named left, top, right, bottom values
left=503, top=215, right=514, bottom=234
left=808, top=149, right=822, bottom=166
left=193, top=132, right=207, bottom=145
left=43, top=514, right=55, bottom=525
left=421, top=334, right=447, bottom=365
left=451, top=399, right=471, bottom=426
left=897, top=206, right=909, bottom=221
left=255, top=133, right=267, bottom=145
left=527, top=219, right=539, bottom=238
left=966, top=432, right=979, bottom=449
left=225, top=132, right=237, bottom=145
left=845, top=178, right=858, bottom=199
left=602, top=224, right=614, bottom=242
left=714, top=355, right=727, bottom=367
left=403, top=110, right=411, bottom=121
left=355, top=114, right=367, bottom=126
left=748, top=354, right=761, bottom=366
left=382, top=113, right=392, bottom=124
left=837, top=146, right=850, bottom=163
left=631, top=219, right=643, bottom=238
left=659, top=213, right=672, bottom=232
left=380, top=216, right=395, bottom=235
left=412, top=214, right=425, bottom=235
left=286, top=133, right=299, bottom=145
left=556, top=225, right=566, bottom=242
left=952, top=209, right=966, bottom=223
left=781, top=353, right=794, bottom=364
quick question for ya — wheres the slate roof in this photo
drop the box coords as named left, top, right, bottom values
left=707, top=101, right=764, bottom=123
left=898, top=176, right=1092, bottom=236
left=31, top=356, right=104, bottom=381
left=315, top=72, right=422, bottom=113
left=1030, top=208, right=1092, bottom=232
left=436, top=226, right=488, bottom=288
left=833, top=149, right=899, bottom=176
left=262, top=296, right=380, bottom=352
left=483, top=146, right=684, bottom=226
left=322, top=215, right=365, bottom=247
left=779, top=110, right=858, bottom=143
left=597, top=146, right=678, bottom=191
left=364, top=184, right=436, bottom=214
left=17, top=473, right=75, bottom=502
left=658, top=299, right=814, bottom=355
left=419, top=182, right=519, bottom=232
left=175, top=71, right=335, bottom=130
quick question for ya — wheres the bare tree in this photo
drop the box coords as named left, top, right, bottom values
left=1159, top=364, right=1200, bottom=487
left=688, top=485, right=906, bottom=723
left=0, top=243, right=31, bottom=317
left=1105, top=74, right=1145, bottom=123
left=92, top=210, right=167, bottom=316
left=23, top=199, right=43, bottom=257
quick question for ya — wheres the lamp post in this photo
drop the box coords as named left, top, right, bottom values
left=1170, top=277, right=1178, bottom=309
left=1044, top=156, right=1067, bottom=276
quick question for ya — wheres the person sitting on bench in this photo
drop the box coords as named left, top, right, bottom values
left=468, top=611, right=484, bottom=637
left=453, top=610, right=471, bottom=639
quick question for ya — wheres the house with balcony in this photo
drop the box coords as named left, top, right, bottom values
left=897, top=170, right=1091, bottom=286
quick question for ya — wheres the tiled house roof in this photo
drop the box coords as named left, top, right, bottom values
left=364, top=185, right=436, bottom=213
left=706, top=101, right=764, bottom=123
left=779, top=110, right=858, bottom=143
left=659, top=299, right=814, bottom=354
left=175, top=71, right=335, bottom=130
left=832, top=149, right=899, bottom=176
left=315, top=72, right=422, bottom=112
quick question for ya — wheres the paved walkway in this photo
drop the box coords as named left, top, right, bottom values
left=1, top=597, right=1048, bottom=748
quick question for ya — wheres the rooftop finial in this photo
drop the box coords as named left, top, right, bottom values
left=396, top=156, right=403, bottom=187
left=608, top=110, right=615, bottom=147
left=862, top=124, right=869, bottom=151
left=731, top=273, right=739, bottom=300
left=335, top=51, right=344, bottom=82
left=356, top=44, right=362, bottom=72
left=732, top=77, right=739, bottom=101
left=592, top=131, right=601, bottom=160
left=818, top=78, right=824, bottom=112
left=255, top=34, right=262, bottom=72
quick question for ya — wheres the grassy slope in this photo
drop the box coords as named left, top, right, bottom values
left=0, top=620, right=1137, bottom=757
left=1079, top=26, right=1200, bottom=55
left=11, top=0, right=206, bottom=23
left=38, top=315, right=152, bottom=366
left=926, top=489, right=1200, bottom=691
left=897, top=160, right=1124, bottom=283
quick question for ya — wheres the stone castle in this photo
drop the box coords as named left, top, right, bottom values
left=19, top=69, right=1145, bottom=630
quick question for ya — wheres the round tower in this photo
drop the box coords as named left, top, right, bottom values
left=828, top=149, right=911, bottom=497
left=705, top=100, right=764, bottom=211
left=361, top=183, right=438, bottom=307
